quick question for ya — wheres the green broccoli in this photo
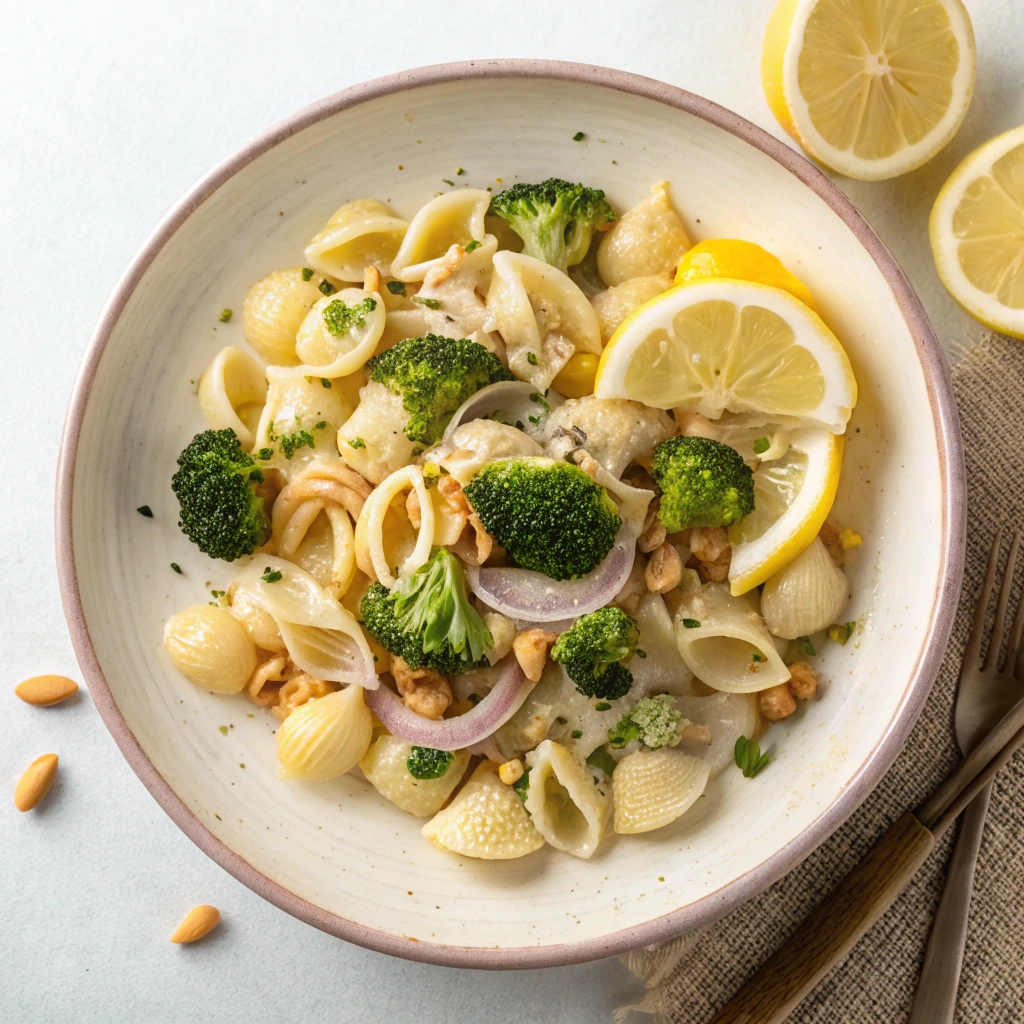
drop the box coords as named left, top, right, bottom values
left=488, top=178, right=615, bottom=271
left=171, top=429, right=269, bottom=561
left=359, top=549, right=492, bottom=675
left=550, top=607, right=640, bottom=700
left=406, top=746, right=455, bottom=779
left=366, top=334, right=514, bottom=446
left=463, top=457, right=621, bottom=580
left=608, top=695, right=684, bottom=749
left=651, top=435, right=755, bottom=532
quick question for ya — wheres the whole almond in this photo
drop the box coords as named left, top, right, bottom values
left=15, top=674, right=79, bottom=706
left=170, top=904, right=221, bottom=944
left=14, top=753, right=59, bottom=811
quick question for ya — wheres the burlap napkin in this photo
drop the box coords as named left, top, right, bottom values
left=620, top=334, right=1024, bottom=1024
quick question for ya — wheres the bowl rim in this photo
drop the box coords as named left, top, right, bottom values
left=55, top=57, right=966, bottom=969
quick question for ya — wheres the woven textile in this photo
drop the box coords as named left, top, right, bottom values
left=620, top=335, right=1024, bottom=1024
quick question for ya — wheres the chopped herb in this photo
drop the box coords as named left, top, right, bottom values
left=261, top=568, right=283, bottom=583
left=528, top=414, right=542, bottom=426
left=526, top=351, right=538, bottom=366
left=412, top=295, right=442, bottom=309
left=348, top=437, right=367, bottom=449
left=528, top=392, right=550, bottom=412
left=137, top=505, right=153, bottom=518
left=410, top=446, right=424, bottom=457
left=322, top=296, right=377, bottom=337
left=555, top=716, right=568, bottom=725
left=407, top=746, right=454, bottom=779
left=301, top=267, right=314, bottom=281
left=586, top=746, right=616, bottom=776
left=511, top=768, right=530, bottom=802
left=314, top=421, right=327, bottom=430
left=318, top=279, right=336, bottom=296
left=681, top=618, right=701, bottom=629
left=753, top=436, right=770, bottom=455
left=752, top=652, right=765, bottom=662
left=570, top=729, right=583, bottom=739
left=658, top=876, right=666, bottom=882
left=218, top=725, right=228, bottom=736
left=573, top=131, right=586, bottom=141
left=464, top=239, right=481, bottom=253
left=170, top=563, right=183, bottom=574
left=594, top=702, right=612, bottom=712
left=268, top=420, right=315, bottom=459
left=442, top=179, right=455, bottom=186
left=386, top=280, right=406, bottom=296
left=210, top=590, right=225, bottom=599
left=735, top=735, right=771, bottom=778
left=456, top=167, right=465, bottom=176
left=828, top=621, right=857, bottom=645
left=320, top=378, right=332, bottom=388
left=467, top=692, right=481, bottom=706
left=256, top=447, right=273, bottom=461
left=218, top=308, right=233, bottom=322
left=800, top=637, right=817, bottom=657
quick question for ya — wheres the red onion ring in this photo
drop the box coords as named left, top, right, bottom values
left=364, top=657, right=533, bottom=751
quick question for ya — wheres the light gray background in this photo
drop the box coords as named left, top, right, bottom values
left=4, top=2, right=1023, bottom=1022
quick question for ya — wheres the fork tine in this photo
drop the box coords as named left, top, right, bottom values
left=964, top=527, right=1004, bottom=673
left=985, top=530, right=1020, bottom=672
left=1006, top=538, right=1024, bottom=678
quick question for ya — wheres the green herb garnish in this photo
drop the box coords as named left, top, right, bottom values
left=218, top=308, right=232, bottom=322
left=800, top=637, right=817, bottom=657
left=170, top=563, right=183, bottom=574
left=320, top=378, right=331, bottom=388
left=753, top=437, right=770, bottom=455
left=572, top=131, right=585, bottom=141
left=386, top=280, right=406, bottom=296
left=261, top=567, right=283, bottom=583
left=406, top=746, right=454, bottom=780
left=348, top=437, right=367, bottom=449
left=526, top=351, right=538, bottom=366
left=828, top=621, right=857, bottom=645
left=322, top=296, right=377, bottom=337
left=412, top=295, right=441, bottom=309
left=465, top=239, right=481, bottom=253
left=735, top=735, right=771, bottom=778
left=318, top=279, right=336, bottom=296
left=137, top=505, right=153, bottom=518
left=301, top=267, right=314, bottom=281
left=681, top=618, right=701, bottom=629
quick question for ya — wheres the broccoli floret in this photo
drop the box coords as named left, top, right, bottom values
left=367, top=335, right=514, bottom=446
left=407, top=746, right=455, bottom=779
left=463, top=457, right=621, bottom=580
left=609, top=695, right=684, bottom=749
left=359, top=549, right=491, bottom=675
left=651, top=435, right=755, bottom=532
left=171, top=429, right=269, bottom=561
left=489, top=178, right=615, bottom=271
left=551, top=607, right=639, bottom=700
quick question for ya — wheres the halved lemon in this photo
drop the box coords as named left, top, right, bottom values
left=728, top=426, right=843, bottom=594
left=761, top=0, right=976, bottom=181
left=930, top=124, right=1024, bottom=339
left=594, top=279, right=856, bottom=433
left=675, top=239, right=817, bottom=312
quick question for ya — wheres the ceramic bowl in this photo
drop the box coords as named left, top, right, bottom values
left=57, top=60, right=965, bottom=968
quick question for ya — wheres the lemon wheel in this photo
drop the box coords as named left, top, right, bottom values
left=594, top=279, right=856, bottom=433
left=930, top=124, right=1024, bottom=339
left=762, top=0, right=976, bottom=181
left=728, top=426, right=843, bottom=594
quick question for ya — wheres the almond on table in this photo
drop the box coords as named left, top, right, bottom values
left=170, top=904, right=222, bottom=944
left=15, top=674, right=79, bottom=706
left=14, top=753, right=59, bottom=811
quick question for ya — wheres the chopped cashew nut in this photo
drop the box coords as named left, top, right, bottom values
left=437, top=474, right=471, bottom=515
left=363, top=265, right=382, bottom=294
left=483, top=612, right=516, bottom=665
left=688, top=526, right=731, bottom=582
left=819, top=521, right=845, bottom=568
left=272, top=674, right=337, bottom=721
left=759, top=683, right=797, bottom=722
left=451, top=512, right=493, bottom=566
left=405, top=488, right=422, bottom=529
left=646, top=541, right=682, bottom=593
left=787, top=661, right=819, bottom=700
left=680, top=722, right=713, bottom=745
left=422, top=243, right=467, bottom=288
left=391, top=656, right=453, bottom=720
left=638, top=501, right=667, bottom=553
left=499, top=758, right=525, bottom=785
left=513, top=628, right=559, bottom=682
left=673, top=409, right=718, bottom=439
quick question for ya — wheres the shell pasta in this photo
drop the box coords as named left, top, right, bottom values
left=161, top=172, right=858, bottom=863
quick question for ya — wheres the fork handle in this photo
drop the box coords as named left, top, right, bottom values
left=907, top=782, right=992, bottom=1024
left=710, top=812, right=935, bottom=1024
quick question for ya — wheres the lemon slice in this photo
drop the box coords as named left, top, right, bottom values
left=761, top=0, right=976, bottom=181
left=728, top=426, right=843, bottom=594
left=675, top=239, right=817, bottom=312
left=595, top=279, right=856, bottom=432
left=930, top=124, right=1024, bottom=339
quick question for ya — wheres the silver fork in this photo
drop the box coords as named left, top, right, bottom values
left=908, top=527, right=1024, bottom=1024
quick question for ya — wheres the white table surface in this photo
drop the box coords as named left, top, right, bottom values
left=4, top=2, right=1022, bottom=1022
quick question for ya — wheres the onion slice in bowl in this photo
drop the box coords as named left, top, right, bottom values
left=364, top=657, right=533, bottom=751
left=465, top=457, right=653, bottom=623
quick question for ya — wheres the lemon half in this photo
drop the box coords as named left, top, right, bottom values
left=930, top=124, right=1024, bottom=339
left=728, top=426, right=843, bottom=594
left=762, top=0, right=976, bottom=181
left=594, top=279, right=856, bottom=433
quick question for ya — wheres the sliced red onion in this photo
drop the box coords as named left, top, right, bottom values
left=364, top=657, right=532, bottom=751
left=464, top=459, right=654, bottom=623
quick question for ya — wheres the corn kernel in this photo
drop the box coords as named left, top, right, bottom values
left=498, top=758, right=525, bottom=785
left=551, top=353, right=598, bottom=399
left=838, top=528, right=862, bottom=550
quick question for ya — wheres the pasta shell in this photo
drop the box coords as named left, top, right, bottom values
left=761, top=537, right=849, bottom=639
left=242, top=266, right=325, bottom=365
left=163, top=605, right=256, bottom=694
left=337, top=381, right=418, bottom=485
left=360, top=734, right=470, bottom=817
left=523, top=740, right=611, bottom=859
left=295, top=288, right=386, bottom=378
left=434, top=419, right=544, bottom=485
left=421, top=762, right=544, bottom=860
left=486, top=251, right=602, bottom=390
left=227, top=580, right=286, bottom=652
left=612, top=747, right=710, bottom=834
left=304, top=198, right=409, bottom=282
left=197, top=346, right=268, bottom=451
left=673, top=582, right=790, bottom=693
left=276, top=685, right=372, bottom=781
left=629, top=593, right=694, bottom=696
left=591, top=275, right=672, bottom=342
left=391, top=190, right=491, bottom=282
left=597, top=182, right=690, bottom=286
left=675, top=691, right=757, bottom=776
